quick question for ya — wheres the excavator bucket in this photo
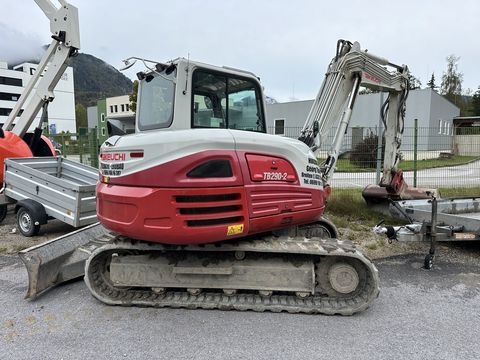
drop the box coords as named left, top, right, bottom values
left=18, top=223, right=111, bottom=299
left=362, top=184, right=438, bottom=214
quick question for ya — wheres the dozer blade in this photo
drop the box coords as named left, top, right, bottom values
left=18, top=223, right=112, bottom=299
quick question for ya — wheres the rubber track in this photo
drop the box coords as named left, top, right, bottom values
left=84, top=236, right=380, bottom=315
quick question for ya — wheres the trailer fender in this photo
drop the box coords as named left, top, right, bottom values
left=15, top=199, right=48, bottom=225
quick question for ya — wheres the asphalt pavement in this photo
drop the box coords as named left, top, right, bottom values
left=1, top=253, right=479, bottom=360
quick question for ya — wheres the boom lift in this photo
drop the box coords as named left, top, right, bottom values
left=0, top=0, right=80, bottom=183
left=21, top=38, right=421, bottom=315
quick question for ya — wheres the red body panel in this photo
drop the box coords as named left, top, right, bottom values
left=97, top=150, right=326, bottom=245
left=0, top=131, right=56, bottom=180
left=0, top=131, right=33, bottom=180
left=107, top=150, right=243, bottom=188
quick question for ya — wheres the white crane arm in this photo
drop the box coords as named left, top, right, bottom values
left=2, top=0, right=80, bottom=137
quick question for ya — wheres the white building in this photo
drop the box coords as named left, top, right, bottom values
left=87, top=94, right=135, bottom=145
left=266, top=89, right=460, bottom=159
left=106, top=95, right=135, bottom=134
left=0, top=60, right=76, bottom=134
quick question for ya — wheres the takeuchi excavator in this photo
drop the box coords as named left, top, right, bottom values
left=18, top=0, right=431, bottom=317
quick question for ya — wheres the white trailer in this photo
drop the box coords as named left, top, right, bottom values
left=375, top=196, right=480, bottom=268
left=0, top=157, right=97, bottom=236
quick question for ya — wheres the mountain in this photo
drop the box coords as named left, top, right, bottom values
left=71, top=53, right=133, bottom=107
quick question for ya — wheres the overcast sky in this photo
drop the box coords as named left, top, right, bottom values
left=1, top=0, right=479, bottom=102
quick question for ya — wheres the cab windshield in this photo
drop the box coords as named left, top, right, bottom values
left=137, top=70, right=176, bottom=131
left=192, top=69, right=266, bottom=132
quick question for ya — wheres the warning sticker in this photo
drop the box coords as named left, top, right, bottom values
left=227, top=224, right=244, bottom=236
left=454, top=233, right=476, bottom=240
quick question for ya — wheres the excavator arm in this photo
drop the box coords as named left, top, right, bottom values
left=298, top=40, right=409, bottom=191
left=2, top=0, right=80, bottom=137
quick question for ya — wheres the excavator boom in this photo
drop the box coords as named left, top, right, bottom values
left=299, top=40, right=409, bottom=188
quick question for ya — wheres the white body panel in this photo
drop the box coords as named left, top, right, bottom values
left=100, top=129, right=321, bottom=189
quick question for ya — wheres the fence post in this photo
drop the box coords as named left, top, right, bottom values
left=413, top=118, right=418, bottom=187
left=375, top=92, right=385, bottom=184
left=79, top=133, right=83, bottom=164
left=90, top=128, right=99, bottom=168
left=61, top=134, right=67, bottom=158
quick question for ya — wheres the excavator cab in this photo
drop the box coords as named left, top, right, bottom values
left=134, top=59, right=266, bottom=134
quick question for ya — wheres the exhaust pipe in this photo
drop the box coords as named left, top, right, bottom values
left=19, top=223, right=111, bottom=299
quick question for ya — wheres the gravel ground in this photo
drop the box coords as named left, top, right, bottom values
left=1, top=206, right=479, bottom=359
left=0, top=206, right=77, bottom=254
left=1, top=204, right=479, bottom=265
left=1, top=253, right=479, bottom=360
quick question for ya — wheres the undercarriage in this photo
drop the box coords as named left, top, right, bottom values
left=85, top=235, right=379, bottom=315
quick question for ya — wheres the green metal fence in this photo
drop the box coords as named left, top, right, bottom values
left=268, top=125, right=480, bottom=190
left=46, top=128, right=99, bottom=168
left=46, top=126, right=480, bottom=191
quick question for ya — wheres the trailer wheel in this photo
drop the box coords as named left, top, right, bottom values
left=17, top=207, right=41, bottom=237
left=0, top=205, right=6, bottom=223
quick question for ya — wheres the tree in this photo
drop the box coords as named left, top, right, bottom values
left=75, top=103, right=87, bottom=132
left=426, top=73, right=437, bottom=90
left=471, top=87, right=480, bottom=116
left=129, top=80, right=139, bottom=113
left=440, top=55, right=463, bottom=105
left=350, top=132, right=383, bottom=168
left=407, top=74, right=422, bottom=90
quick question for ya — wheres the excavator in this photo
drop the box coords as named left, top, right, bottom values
left=15, top=1, right=431, bottom=315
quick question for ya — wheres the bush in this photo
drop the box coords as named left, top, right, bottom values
left=350, top=133, right=383, bottom=168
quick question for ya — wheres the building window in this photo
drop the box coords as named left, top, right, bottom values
left=274, top=119, right=285, bottom=135
left=101, top=127, right=106, bottom=136
left=0, top=92, right=21, bottom=101
left=438, top=120, right=442, bottom=134
left=126, top=104, right=130, bottom=111
left=101, top=113, right=105, bottom=122
left=0, top=108, right=24, bottom=116
left=0, top=76, right=22, bottom=87
left=0, top=108, right=11, bottom=116
left=114, top=105, right=118, bottom=113
left=110, top=106, right=114, bottom=113
left=445, top=122, right=450, bottom=135
left=121, top=104, right=125, bottom=112
left=30, top=68, right=35, bottom=75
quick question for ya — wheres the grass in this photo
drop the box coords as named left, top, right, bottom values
left=324, top=186, right=480, bottom=229
left=325, top=155, right=479, bottom=172
left=324, top=188, right=402, bottom=227
left=439, top=187, right=480, bottom=198
left=399, top=156, right=479, bottom=171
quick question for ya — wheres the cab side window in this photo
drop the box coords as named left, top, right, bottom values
left=192, top=69, right=265, bottom=132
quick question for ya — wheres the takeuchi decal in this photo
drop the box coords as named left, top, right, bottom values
left=101, top=152, right=126, bottom=161
left=364, top=73, right=381, bottom=84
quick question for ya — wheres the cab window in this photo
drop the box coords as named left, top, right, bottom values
left=192, top=69, right=265, bottom=132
